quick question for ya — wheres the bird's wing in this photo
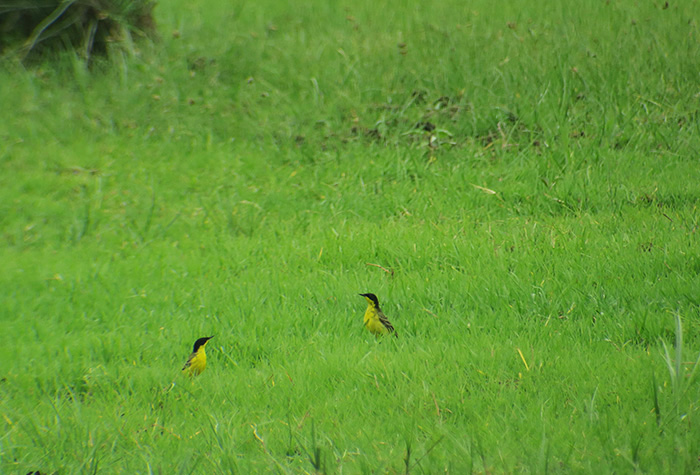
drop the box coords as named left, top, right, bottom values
left=378, top=310, right=397, bottom=336
left=182, top=353, right=195, bottom=371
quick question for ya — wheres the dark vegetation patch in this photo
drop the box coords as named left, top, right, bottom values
left=0, top=0, right=156, bottom=62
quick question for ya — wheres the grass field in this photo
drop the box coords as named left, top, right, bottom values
left=2, top=0, right=700, bottom=472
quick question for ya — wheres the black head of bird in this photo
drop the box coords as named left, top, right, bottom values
left=192, top=336, right=214, bottom=352
left=359, top=293, right=380, bottom=308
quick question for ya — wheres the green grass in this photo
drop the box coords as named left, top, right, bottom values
left=2, top=0, right=700, bottom=472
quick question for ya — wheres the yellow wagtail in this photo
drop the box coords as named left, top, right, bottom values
left=359, top=293, right=397, bottom=337
left=182, top=336, right=214, bottom=376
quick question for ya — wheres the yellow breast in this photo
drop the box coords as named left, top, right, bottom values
left=364, top=307, right=389, bottom=335
left=183, top=349, right=207, bottom=376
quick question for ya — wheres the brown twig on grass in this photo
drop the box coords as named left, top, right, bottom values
left=365, top=262, right=394, bottom=277
left=423, top=308, right=438, bottom=319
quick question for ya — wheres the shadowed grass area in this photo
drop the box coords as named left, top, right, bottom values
left=1, top=0, right=700, bottom=472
